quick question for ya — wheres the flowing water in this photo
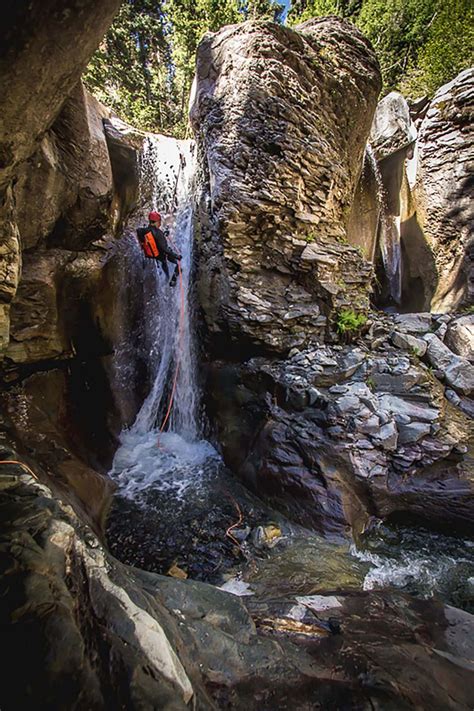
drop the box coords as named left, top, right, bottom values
left=365, top=143, right=402, bottom=304
left=109, top=134, right=214, bottom=501
left=106, top=136, right=473, bottom=609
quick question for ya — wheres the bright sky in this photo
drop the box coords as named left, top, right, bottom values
left=281, top=0, right=291, bottom=22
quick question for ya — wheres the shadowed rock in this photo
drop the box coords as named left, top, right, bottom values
left=1, top=455, right=474, bottom=710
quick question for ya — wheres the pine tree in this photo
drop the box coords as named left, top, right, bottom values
left=84, top=0, right=176, bottom=134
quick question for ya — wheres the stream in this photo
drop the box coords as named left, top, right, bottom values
left=106, top=136, right=474, bottom=614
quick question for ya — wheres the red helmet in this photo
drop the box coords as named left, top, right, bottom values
left=148, top=211, right=161, bottom=223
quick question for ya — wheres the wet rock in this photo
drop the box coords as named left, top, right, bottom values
left=0, top=370, right=116, bottom=533
left=5, top=459, right=474, bottom=709
left=192, top=18, right=381, bottom=353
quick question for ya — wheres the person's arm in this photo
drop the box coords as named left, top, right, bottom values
left=136, top=227, right=145, bottom=246
left=155, top=228, right=181, bottom=261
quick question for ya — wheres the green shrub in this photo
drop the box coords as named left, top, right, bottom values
left=335, top=308, right=367, bottom=337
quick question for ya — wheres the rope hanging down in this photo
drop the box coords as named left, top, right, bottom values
left=157, top=156, right=187, bottom=443
left=158, top=253, right=186, bottom=440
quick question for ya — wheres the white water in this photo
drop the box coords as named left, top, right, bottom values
left=351, top=536, right=474, bottom=601
left=110, top=134, right=218, bottom=503
left=365, top=143, right=402, bottom=304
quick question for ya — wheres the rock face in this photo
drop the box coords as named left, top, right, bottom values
left=191, top=18, right=381, bottom=354
left=370, top=91, right=417, bottom=161
left=0, top=0, right=122, bottom=351
left=0, top=0, right=122, bottom=189
left=207, top=311, right=474, bottom=537
left=2, top=453, right=474, bottom=710
left=413, top=68, right=474, bottom=311
left=354, top=70, right=473, bottom=312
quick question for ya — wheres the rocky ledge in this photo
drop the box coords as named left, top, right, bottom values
left=207, top=310, right=474, bottom=537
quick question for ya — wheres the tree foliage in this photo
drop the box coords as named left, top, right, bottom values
left=84, top=0, right=283, bottom=136
left=84, top=0, right=472, bottom=136
left=288, top=0, right=474, bottom=98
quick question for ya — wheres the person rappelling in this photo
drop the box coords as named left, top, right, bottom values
left=136, top=211, right=182, bottom=287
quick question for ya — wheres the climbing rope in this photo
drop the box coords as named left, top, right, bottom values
left=157, top=223, right=186, bottom=443
left=154, top=149, right=188, bottom=444
left=0, top=459, right=39, bottom=480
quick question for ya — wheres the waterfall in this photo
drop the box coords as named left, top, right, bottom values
left=109, top=134, right=217, bottom=502
left=365, top=144, right=402, bottom=305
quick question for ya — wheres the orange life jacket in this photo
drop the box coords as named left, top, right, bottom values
left=143, top=231, right=160, bottom=258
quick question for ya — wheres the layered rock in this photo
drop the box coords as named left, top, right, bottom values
left=2, top=453, right=474, bottom=710
left=192, top=18, right=381, bottom=354
left=351, top=69, right=474, bottom=312
left=207, top=311, right=473, bottom=536
left=414, top=68, right=474, bottom=311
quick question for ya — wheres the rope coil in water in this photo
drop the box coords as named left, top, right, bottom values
left=0, top=459, right=39, bottom=480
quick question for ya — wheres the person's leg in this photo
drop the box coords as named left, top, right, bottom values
left=169, top=263, right=180, bottom=287
left=160, top=258, right=170, bottom=278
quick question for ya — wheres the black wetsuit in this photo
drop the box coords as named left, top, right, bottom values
left=136, top=224, right=181, bottom=278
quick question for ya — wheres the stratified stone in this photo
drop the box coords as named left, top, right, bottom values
left=192, top=18, right=381, bottom=353
left=424, top=333, right=474, bottom=396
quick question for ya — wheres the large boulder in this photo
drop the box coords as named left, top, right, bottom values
left=445, top=314, right=474, bottom=362
left=13, top=85, right=114, bottom=251
left=414, top=68, right=474, bottom=311
left=191, top=18, right=381, bottom=353
left=370, top=91, right=417, bottom=161
left=0, top=0, right=121, bottom=189
left=4, top=86, right=134, bottom=366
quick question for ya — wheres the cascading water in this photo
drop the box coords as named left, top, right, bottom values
left=109, top=134, right=217, bottom=503
left=365, top=143, right=402, bottom=304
